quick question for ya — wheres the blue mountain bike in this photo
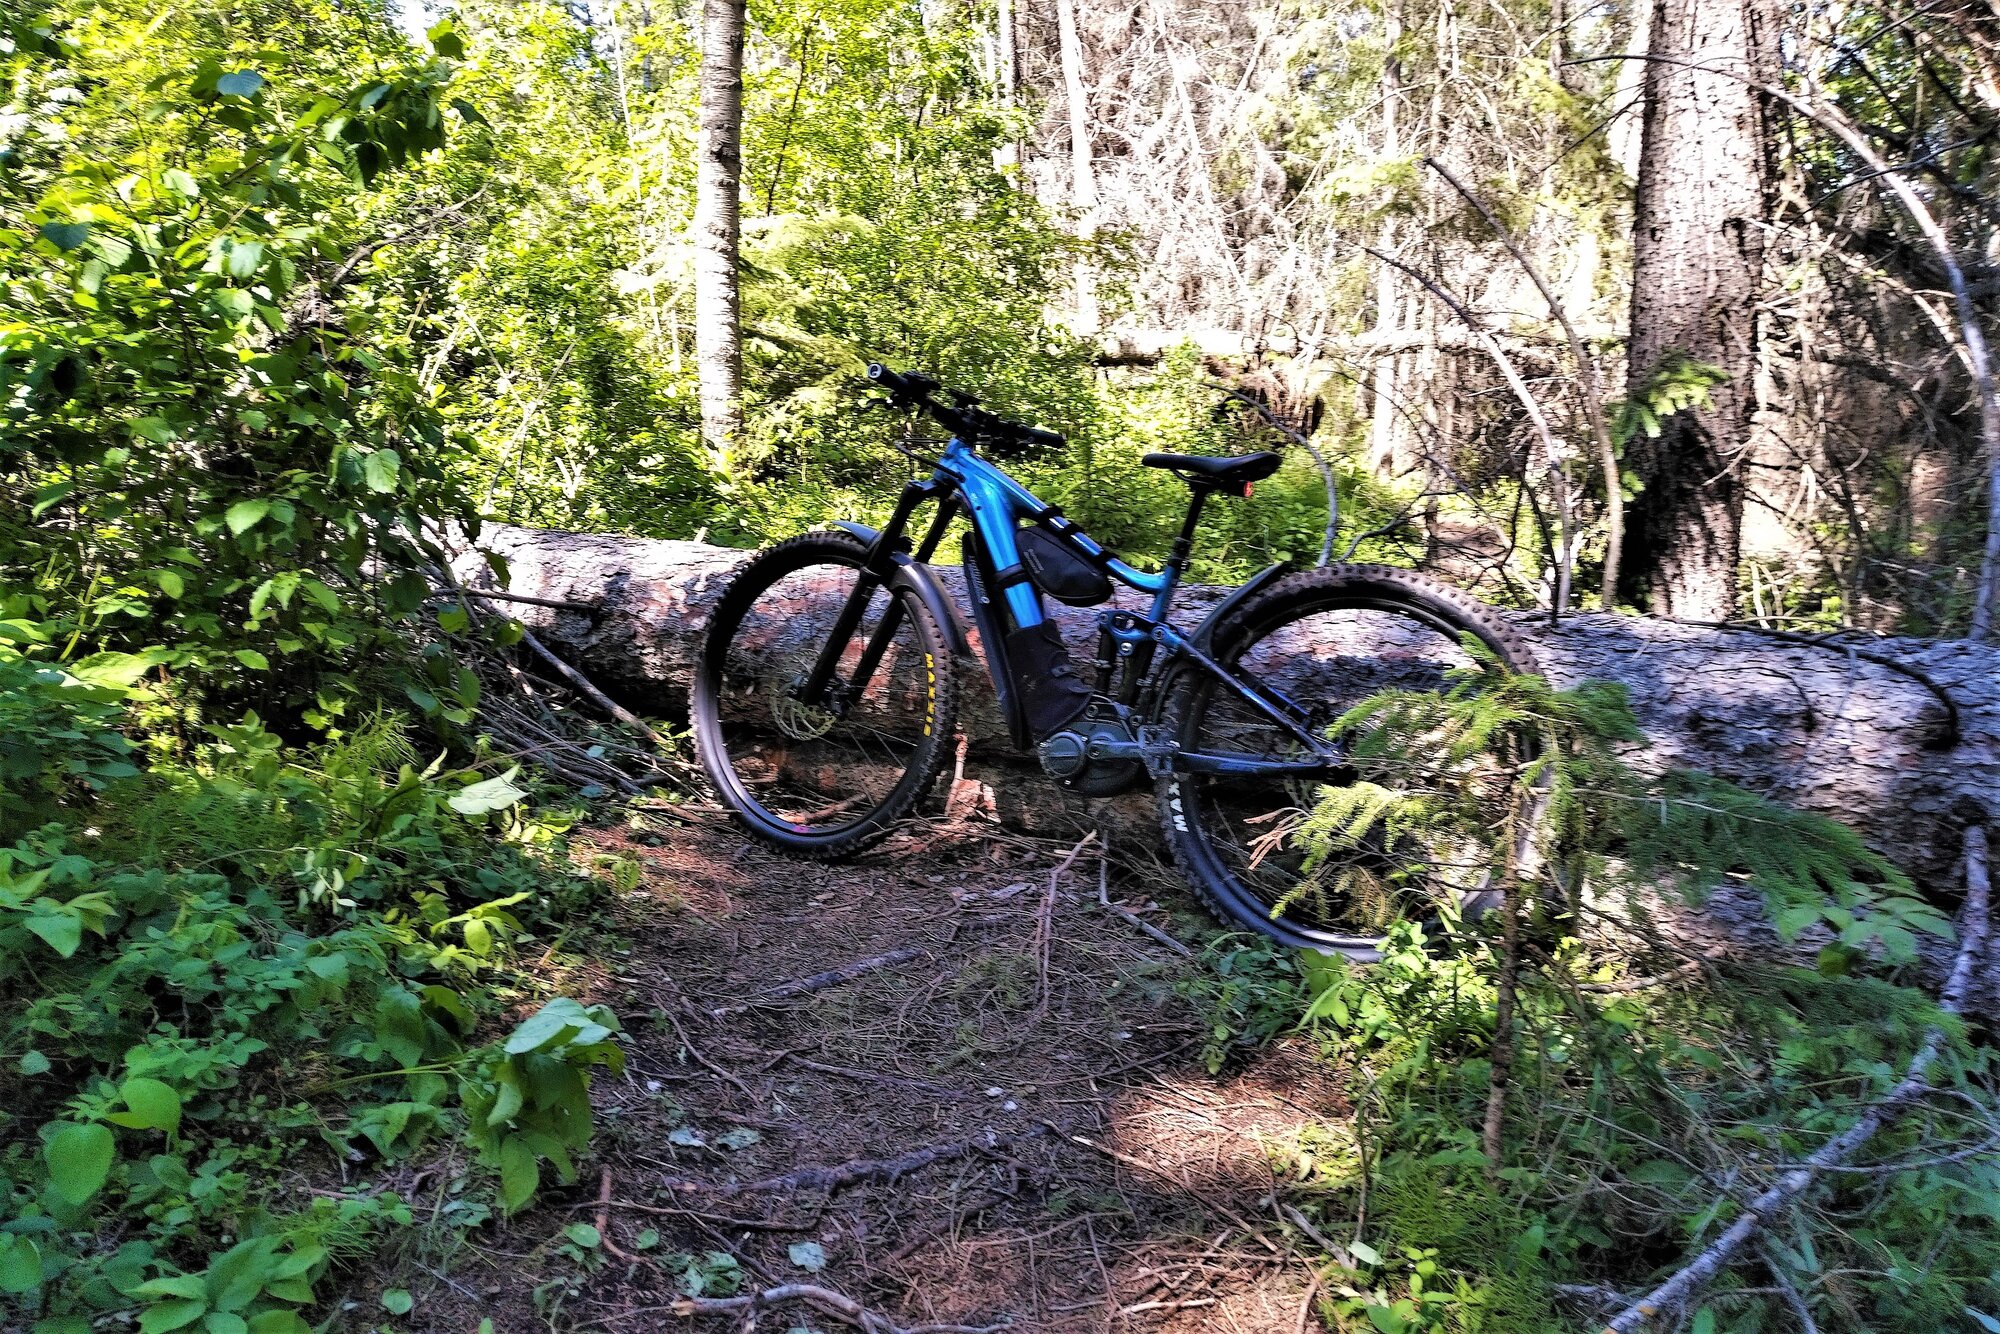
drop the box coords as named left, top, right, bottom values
left=692, top=364, right=1537, bottom=954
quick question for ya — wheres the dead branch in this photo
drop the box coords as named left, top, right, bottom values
left=1423, top=156, right=1623, bottom=607
left=1364, top=244, right=1577, bottom=617
left=441, top=586, right=599, bottom=613
left=1096, top=857, right=1194, bottom=957
left=655, top=1125, right=1046, bottom=1198
left=593, top=1167, right=633, bottom=1262
left=1034, top=833, right=1098, bottom=1020
left=666, top=1281, right=1008, bottom=1334
left=1481, top=789, right=1527, bottom=1174
left=706, top=946, right=927, bottom=1017
left=1599, top=822, right=1992, bottom=1332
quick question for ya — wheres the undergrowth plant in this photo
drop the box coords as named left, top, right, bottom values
left=0, top=669, right=624, bottom=1333
left=1201, top=658, right=1997, bottom=1333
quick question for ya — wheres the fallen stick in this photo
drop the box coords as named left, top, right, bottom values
left=423, top=539, right=680, bottom=768
left=668, top=1282, right=1007, bottom=1334
left=707, top=946, right=926, bottom=1018
left=593, top=1167, right=633, bottom=1262
left=1034, top=833, right=1098, bottom=1020
left=654, top=1125, right=1044, bottom=1198
left=783, top=1054, right=965, bottom=1097
left=1097, top=857, right=1194, bottom=958
left=1600, top=822, right=1993, bottom=1332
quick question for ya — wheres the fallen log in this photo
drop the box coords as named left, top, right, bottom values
left=452, top=521, right=1994, bottom=875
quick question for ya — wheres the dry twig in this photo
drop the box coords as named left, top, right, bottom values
left=707, top=946, right=926, bottom=1017
left=654, top=1126, right=1045, bottom=1198
left=666, top=1282, right=1007, bottom=1334
left=1096, top=857, right=1194, bottom=957
left=1599, top=822, right=1992, bottom=1331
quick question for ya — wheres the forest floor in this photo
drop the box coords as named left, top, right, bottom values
left=382, top=804, right=1349, bottom=1333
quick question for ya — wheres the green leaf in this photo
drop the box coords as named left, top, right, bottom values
left=436, top=606, right=470, bottom=634
left=634, top=1229, right=660, bottom=1251
left=203, top=1315, right=248, bottom=1334
left=19, top=1050, right=51, bottom=1076
left=246, top=1312, right=313, bottom=1333
left=1628, top=1159, right=1693, bottom=1189
left=119, top=1078, right=183, bottom=1134
left=232, top=650, right=270, bottom=671
left=1690, top=1310, right=1716, bottom=1334
left=362, top=449, right=402, bottom=493
left=138, top=1300, right=208, bottom=1334
left=46, top=1122, right=115, bottom=1203
left=427, top=21, right=466, bottom=57
left=216, top=69, right=264, bottom=97
left=26, top=914, right=82, bottom=957
left=224, top=241, right=265, bottom=279
left=161, top=168, right=200, bottom=198
left=0, top=1236, right=43, bottom=1295
left=498, top=1136, right=539, bottom=1212
left=1364, top=1307, right=1408, bottom=1334
left=40, top=221, right=89, bottom=251
left=787, top=1241, right=826, bottom=1271
left=563, top=1223, right=601, bottom=1249
left=381, top=1288, right=414, bottom=1315
left=450, top=768, right=526, bottom=816
left=225, top=499, right=271, bottom=535
left=155, top=569, right=185, bottom=598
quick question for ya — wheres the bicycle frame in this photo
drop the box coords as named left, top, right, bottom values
left=799, top=436, right=1341, bottom=776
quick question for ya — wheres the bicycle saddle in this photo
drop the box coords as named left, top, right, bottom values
left=1140, top=450, right=1283, bottom=494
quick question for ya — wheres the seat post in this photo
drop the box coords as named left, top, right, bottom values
left=1166, top=487, right=1210, bottom=584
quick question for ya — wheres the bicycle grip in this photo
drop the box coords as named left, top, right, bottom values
left=867, top=363, right=936, bottom=399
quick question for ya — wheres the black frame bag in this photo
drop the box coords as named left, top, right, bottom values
left=1017, top=525, right=1112, bottom=607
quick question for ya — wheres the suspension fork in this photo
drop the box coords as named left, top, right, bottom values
left=798, top=480, right=954, bottom=708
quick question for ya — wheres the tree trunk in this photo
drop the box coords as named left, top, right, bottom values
left=1368, top=9, right=1406, bottom=478
left=994, top=0, right=1019, bottom=176
left=1054, top=0, right=1099, bottom=334
left=694, top=0, right=745, bottom=472
left=455, top=524, right=1994, bottom=884
left=1617, top=0, right=1775, bottom=618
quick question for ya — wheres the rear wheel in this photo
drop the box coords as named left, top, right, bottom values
left=693, top=533, right=957, bottom=857
left=1157, top=564, right=1539, bottom=956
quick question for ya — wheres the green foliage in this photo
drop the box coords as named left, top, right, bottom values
left=0, top=675, right=619, bottom=1329
left=1309, top=657, right=1941, bottom=962
left=1, top=0, right=486, bottom=732
left=1204, top=669, right=2000, bottom=1332
left=1609, top=354, right=1732, bottom=491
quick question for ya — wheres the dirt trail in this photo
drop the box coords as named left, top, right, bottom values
left=414, top=810, right=1349, bottom=1332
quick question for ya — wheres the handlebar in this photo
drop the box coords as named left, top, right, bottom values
left=867, top=362, right=1065, bottom=456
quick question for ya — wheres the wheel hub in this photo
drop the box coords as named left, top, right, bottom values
left=770, top=674, right=837, bottom=740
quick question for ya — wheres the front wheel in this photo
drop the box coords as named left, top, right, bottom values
left=693, top=532, right=958, bottom=858
left=1157, top=563, right=1540, bottom=957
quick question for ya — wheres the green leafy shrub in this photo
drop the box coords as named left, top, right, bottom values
left=0, top=684, right=621, bottom=1332
left=1213, top=663, right=2000, bottom=1332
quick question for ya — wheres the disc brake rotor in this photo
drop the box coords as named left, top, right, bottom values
left=769, top=675, right=837, bottom=741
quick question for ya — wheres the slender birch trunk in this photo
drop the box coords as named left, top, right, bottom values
left=1055, top=0, right=1099, bottom=333
left=694, top=0, right=745, bottom=474
left=1368, top=9, right=1404, bottom=477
